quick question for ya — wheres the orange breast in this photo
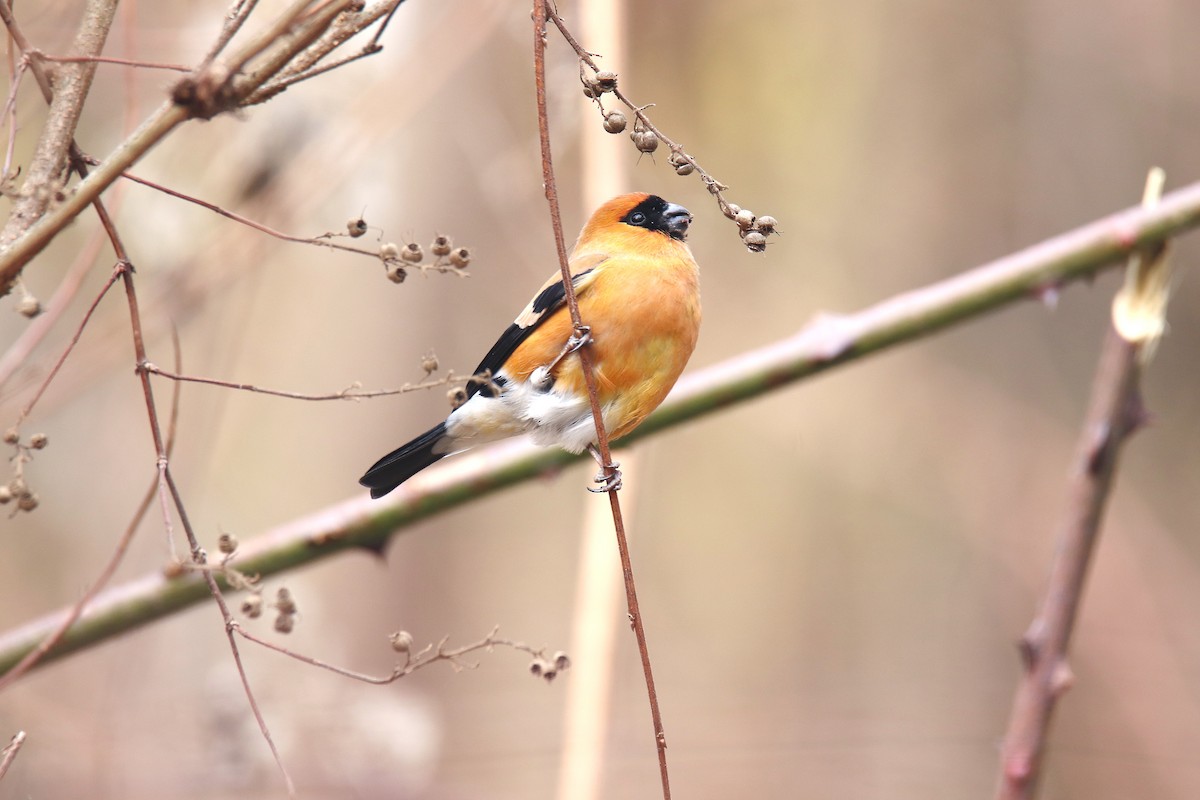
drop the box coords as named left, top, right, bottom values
left=504, top=242, right=701, bottom=441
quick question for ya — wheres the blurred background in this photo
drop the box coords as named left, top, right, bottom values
left=2, top=0, right=1200, bottom=797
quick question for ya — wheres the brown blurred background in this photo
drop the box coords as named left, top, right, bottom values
left=2, top=0, right=1200, bottom=797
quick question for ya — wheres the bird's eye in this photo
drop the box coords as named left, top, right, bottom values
left=629, top=212, right=647, bottom=225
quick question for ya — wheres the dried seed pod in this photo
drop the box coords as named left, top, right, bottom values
left=602, top=110, right=627, bottom=134
left=218, top=533, right=239, bottom=554
left=553, top=651, right=571, bottom=671
left=581, top=84, right=597, bottom=99
left=3, top=428, right=18, bottom=445
left=447, top=386, right=467, bottom=409
left=387, top=265, right=407, bottom=284
left=743, top=230, right=768, bottom=252
left=734, top=209, right=756, bottom=230
left=347, top=218, right=368, bottom=237
left=668, top=151, right=695, bottom=176
left=17, top=493, right=38, bottom=512
left=449, top=247, right=471, bottom=269
left=0, top=485, right=11, bottom=504
left=17, top=296, right=40, bottom=318
left=420, top=352, right=439, bottom=375
left=275, top=587, right=297, bottom=615
left=274, top=613, right=295, bottom=634
left=529, top=658, right=550, bottom=678
left=430, top=235, right=453, bottom=257
left=631, top=129, right=659, bottom=154
left=593, top=70, right=617, bottom=92
left=389, top=630, right=414, bottom=653
left=401, top=242, right=424, bottom=264
left=755, top=215, right=778, bottom=235
left=241, top=594, right=263, bottom=618
left=29, top=433, right=48, bottom=450
left=380, top=242, right=400, bottom=260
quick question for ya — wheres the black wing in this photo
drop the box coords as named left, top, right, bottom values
left=468, top=268, right=596, bottom=399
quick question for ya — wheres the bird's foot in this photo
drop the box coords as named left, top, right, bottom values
left=544, top=325, right=593, bottom=375
left=587, top=462, right=622, bottom=493
left=565, top=324, right=593, bottom=353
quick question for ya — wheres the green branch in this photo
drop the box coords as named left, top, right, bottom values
left=2, top=178, right=1200, bottom=677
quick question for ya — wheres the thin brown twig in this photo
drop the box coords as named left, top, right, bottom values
left=143, top=362, right=466, bottom=401
left=30, top=52, right=190, bottom=72
left=233, top=624, right=560, bottom=684
left=0, top=330, right=182, bottom=693
left=1, top=51, right=25, bottom=180
left=11, top=263, right=122, bottom=426
left=533, top=3, right=671, bottom=798
left=0, top=731, right=25, bottom=782
left=246, top=0, right=407, bottom=105
left=0, top=223, right=108, bottom=394
left=114, top=241, right=295, bottom=793
left=114, top=167, right=468, bottom=274
left=201, top=0, right=262, bottom=67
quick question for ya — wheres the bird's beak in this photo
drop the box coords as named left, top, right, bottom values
left=664, top=203, right=692, bottom=241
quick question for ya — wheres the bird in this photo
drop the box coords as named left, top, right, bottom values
left=359, top=192, right=701, bottom=499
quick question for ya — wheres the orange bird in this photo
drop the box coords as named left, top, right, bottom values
left=360, top=193, right=701, bottom=498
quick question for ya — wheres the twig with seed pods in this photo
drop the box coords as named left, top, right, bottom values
left=235, top=621, right=571, bottom=685
left=546, top=3, right=778, bottom=252
left=113, top=167, right=471, bottom=283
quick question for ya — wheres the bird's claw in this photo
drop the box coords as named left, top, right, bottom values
left=587, top=462, right=622, bottom=493
left=565, top=325, right=593, bottom=354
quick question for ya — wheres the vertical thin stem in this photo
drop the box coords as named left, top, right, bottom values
left=532, top=3, right=670, bottom=798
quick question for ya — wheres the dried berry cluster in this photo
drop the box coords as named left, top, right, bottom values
left=240, top=585, right=298, bottom=634
left=1, top=427, right=47, bottom=514
left=578, top=61, right=780, bottom=254
left=529, top=650, right=572, bottom=683
left=371, top=226, right=471, bottom=284
left=218, top=533, right=298, bottom=633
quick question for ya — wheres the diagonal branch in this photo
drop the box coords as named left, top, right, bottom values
left=0, top=0, right=117, bottom=252
left=0, top=0, right=380, bottom=295
left=0, top=177, right=1198, bottom=678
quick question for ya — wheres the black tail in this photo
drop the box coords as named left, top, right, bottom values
left=359, top=422, right=449, bottom=499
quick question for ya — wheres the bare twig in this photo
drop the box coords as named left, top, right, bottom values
left=0, top=226, right=109, bottom=393
left=246, top=0, right=407, bottom=105
left=1, top=177, right=1199, bottom=675
left=201, top=0, right=262, bottom=67
left=10, top=264, right=122, bottom=427
left=30, top=52, right=190, bottom=72
left=114, top=167, right=466, bottom=274
left=533, top=3, right=670, bottom=797
left=0, top=0, right=381, bottom=293
left=143, top=362, right=466, bottom=401
left=0, top=330, right=183, bottom=693
left=233, top=623, right=563, bottom=684
left=0, top=731, right=25, bottom=782
left=113, top=236, right=295, bottom=793
left=994, top=171, right=1171, bottom=800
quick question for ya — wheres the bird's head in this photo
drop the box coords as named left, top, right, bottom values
left=579, top=193, right=693, bottom=245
